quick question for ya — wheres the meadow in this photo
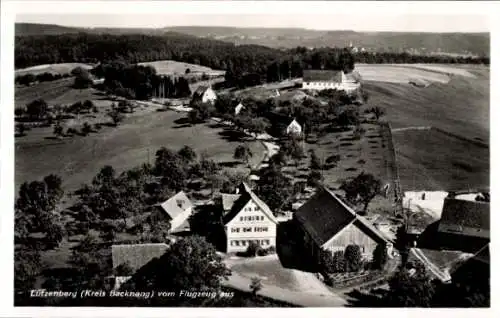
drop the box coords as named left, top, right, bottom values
left=137, top=60, right=225, bottom=76
left=15, top=109, right=266, bottom=192
left=15, top=62, right=93, bottom=76
left=392, top=128, right=489, bottom=191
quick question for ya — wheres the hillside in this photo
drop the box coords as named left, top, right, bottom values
left=359, top=65, right=490, bottom=191
left=15, top=23, right=82, bottom=36
left=163, top=26, right=489, bottom=56
left=15, top=23, right=490, bottom=56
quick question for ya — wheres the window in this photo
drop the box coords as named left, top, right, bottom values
left=265, top=240, right=270, bottom=245
left=231, top=228, right=240, bottom=233
left=261, top=240, right=266, bottom=245
left=242, top=240, right=247, bottom=246
left=235, top=241, right=240, bottom=246
left=243, top=227, right=252, bottom=233
left=240, top=217, right=243, bottom=221
left=230, top=241, right=234, bottom=246
left=254, top=206, right=260, bottom=211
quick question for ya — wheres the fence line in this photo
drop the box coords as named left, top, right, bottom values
left=380, top=122, right=403, bottom=217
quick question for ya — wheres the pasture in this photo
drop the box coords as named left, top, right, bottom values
left=393, top=129, right=489, bottom=191
left=15, top=109, right=266, bottom=192
left=355, top=64, right=450, bottom=84
left=362, top=69, right=489, bottom=143
left=15, top=77, right=106, bottom=110
left=15, top=63, right=93, bottom=76
left=137, top=60, right=225, bottom=76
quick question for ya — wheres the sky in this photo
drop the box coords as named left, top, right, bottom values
left=16, top=13, right=490, bottom=33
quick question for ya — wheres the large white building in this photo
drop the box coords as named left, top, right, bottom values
left=221, top=183, right=278, bottom=253
left=302, top=69, right=361, bottom=93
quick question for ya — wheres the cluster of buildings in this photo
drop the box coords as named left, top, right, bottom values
left=109, top=180, right=490, bottom=290
left=109, top=181, right=400, bottom=289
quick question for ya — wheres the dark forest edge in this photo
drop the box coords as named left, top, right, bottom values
left=16, top=33, right=489, bottom=71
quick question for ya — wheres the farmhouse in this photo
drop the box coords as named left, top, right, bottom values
left=221, top=182, right=278, bottom=253
left=192, top=86, right=217, bottom=104
left=157, top=191, right=194, bottom=233
left=111, top=243, right=170, bottom=289
left=294, top=187, right=391, bottom=264
left=302, top=69, right=361, bottom=92
left=285, top=119, right=302, bottom=136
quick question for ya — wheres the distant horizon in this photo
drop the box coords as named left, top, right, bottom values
left=15, top=21, right=490, bottom=34
left=16, top=13, right=490, bottom=33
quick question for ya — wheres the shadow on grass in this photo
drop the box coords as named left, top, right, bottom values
left=344, top=289, right=386, bottom=307
left=219, top=161, right=241, bottom=168
left=218, top=129, right=248, bottom=143
left=173, top=124, right=191, bottom=129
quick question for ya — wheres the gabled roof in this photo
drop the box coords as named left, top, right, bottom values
left=295, top=187, right=388, bottom=246
left=193, top=85, right=213, bottom=98
left=287, top=119, right=301, bottom=128
left=303, top=70, right=343, bottom=83
left=223, top=182, right=277, bottom=224
left=111, top=243, right=169, bottom=272
left=159, top=191, right=193, bottom=220
left=221, top=193, right=242, bottom=211
left=438, top=197, right=490, bottom=239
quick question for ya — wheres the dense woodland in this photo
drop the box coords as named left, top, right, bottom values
left=16, top=33, right=488, bottom=82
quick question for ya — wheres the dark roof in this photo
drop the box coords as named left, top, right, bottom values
left=222, top=182, right=277, bottom=224
left=194, top=85, right=209, bottom=94
left=111, top=243, right=169, bottom=272
left=303, top=70, right=343, bottom=83
left=438, top=198, right=489, bottom=239
left=221, top=193, right=241, bottom=211
left=295, top=187, right=388, bottom=246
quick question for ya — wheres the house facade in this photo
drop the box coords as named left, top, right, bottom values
left=286, top=119, right=302, bottom=136
left=192, top=86, right=217, bottom=104
left=302, top=69, right=360, bottom=93
left=295, top=187, right=391, bottom=265
left=221, top=183, right=278, bottom=253
left=158, top=191, right=194, bottom=233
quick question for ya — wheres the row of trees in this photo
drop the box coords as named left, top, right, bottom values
left=15, top=72, right=72, bottom=86
left=91, top=61, right=191, bottom=100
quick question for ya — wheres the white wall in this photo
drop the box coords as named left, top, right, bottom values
left=225, top=200, right=276, bottom=253
left=202, top=88, right=217, bottom=103
left=302, top=81, right=359, bottom=92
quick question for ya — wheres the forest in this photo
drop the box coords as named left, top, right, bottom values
left=16, top=32, right=488, bottom=77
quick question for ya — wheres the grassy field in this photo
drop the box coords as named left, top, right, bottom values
left=359, top=66, right=489, bottom=192
left=138, top=60, right=225, bottom=76
left=15, top=77, right=107, bottom=110
left=15, top=110, right=266, bottom=192
left=361, top=67, right=489, bottom=142
left=15, top=63, right=93, bottom=76
left=393, top=129, right=489, bottom=191
left=355, top=64, right=450, bottom=84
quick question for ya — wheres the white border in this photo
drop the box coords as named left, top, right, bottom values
left=1, top=1, right=498, bottom=317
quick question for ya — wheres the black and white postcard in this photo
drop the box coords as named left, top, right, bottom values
left=0, top=1, right=495, bottom=317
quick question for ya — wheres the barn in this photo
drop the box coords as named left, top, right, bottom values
left=294, top=186, right=391, bottom=265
